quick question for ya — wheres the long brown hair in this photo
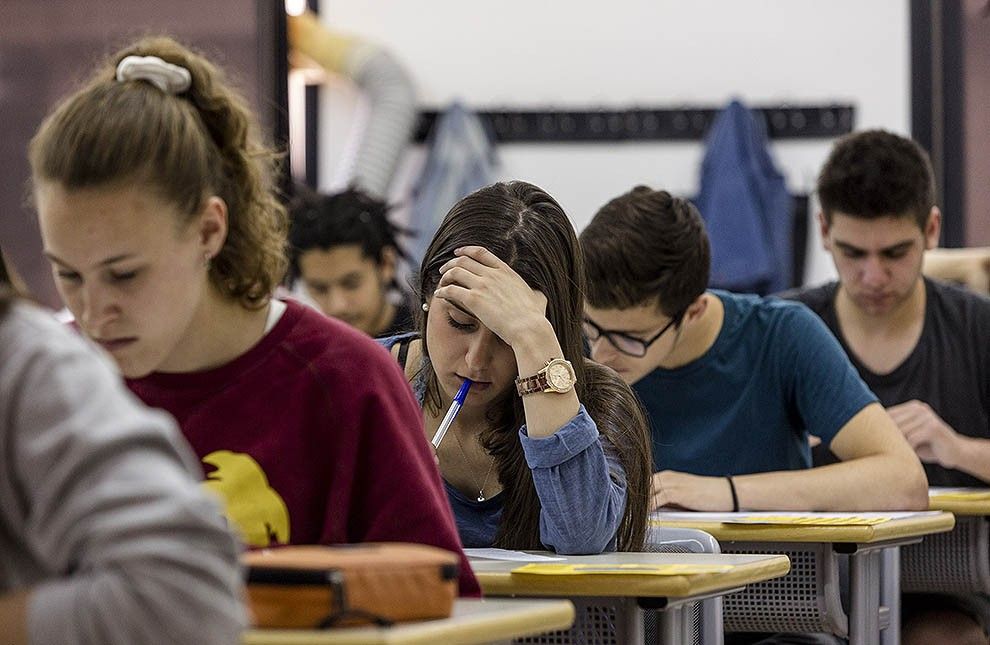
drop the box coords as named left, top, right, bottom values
left=28, top=36, right=287, bottom=309
left=416, top=181, right=650, bottom=551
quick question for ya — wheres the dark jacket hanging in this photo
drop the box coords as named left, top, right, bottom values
left=695, top=99, right=793, bottom=294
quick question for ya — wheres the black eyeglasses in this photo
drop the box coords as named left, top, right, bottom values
left=582, top=313, right=682, bottom=358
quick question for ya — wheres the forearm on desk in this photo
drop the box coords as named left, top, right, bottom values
left=734, top=454, right=928, bottom=511
left=0, top=589, right=29, bottom=645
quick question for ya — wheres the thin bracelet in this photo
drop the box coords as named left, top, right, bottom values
left=726, top=476, right=739, bottom=512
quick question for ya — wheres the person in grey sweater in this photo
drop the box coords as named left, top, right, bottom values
left=0, top=290, right=246, bottom=645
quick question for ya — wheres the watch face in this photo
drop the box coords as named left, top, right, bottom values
left=546, top=362, right=573, bottom=390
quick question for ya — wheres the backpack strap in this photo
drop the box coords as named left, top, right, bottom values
left=396, top=338, right=411, bottom=369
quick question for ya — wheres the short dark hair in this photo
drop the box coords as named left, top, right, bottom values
left=817, top=129, right=935, bottom=230
left=287, top=186, right=409, bottom=281
left=580, top=186, right=710, bottom=318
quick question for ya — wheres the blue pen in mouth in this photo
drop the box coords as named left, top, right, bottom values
left=454, top=378, right=473, bottom=403
left=432, top=378, right=473, bottom=448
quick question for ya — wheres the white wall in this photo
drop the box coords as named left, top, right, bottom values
left=311, top=0, right=912, bottom=286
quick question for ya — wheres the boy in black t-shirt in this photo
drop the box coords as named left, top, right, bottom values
left=787, top=129, right=990, bottom=645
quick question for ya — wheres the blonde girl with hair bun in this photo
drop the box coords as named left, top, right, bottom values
left=30, top=36, right=478, bottom=596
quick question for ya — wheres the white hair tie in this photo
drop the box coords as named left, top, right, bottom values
left=115, top=55, right=191, bottom=94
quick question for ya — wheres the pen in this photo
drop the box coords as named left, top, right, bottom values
left=432, top=378, right=472, bottom=448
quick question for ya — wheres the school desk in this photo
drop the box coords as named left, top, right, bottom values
left=469, top=550, right=791, bottom=644
left=655, top=510, right=955, bottom=645
left=242, top=597, right=575, bottom=645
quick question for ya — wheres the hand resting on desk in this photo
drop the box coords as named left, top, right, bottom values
left=651, top=470, right=735, bottom=511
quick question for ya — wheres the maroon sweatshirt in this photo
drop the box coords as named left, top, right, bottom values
left=127, top=299, right=479, bottom=595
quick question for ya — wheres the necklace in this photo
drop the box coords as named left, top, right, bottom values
left=450, top=428, right=497, bottom=502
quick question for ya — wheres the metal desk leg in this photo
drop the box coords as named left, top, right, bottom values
left=656, top=605, right=682, bottom=645
left=622, top=600, right=647, bottom=644
left=880, top=547, right=900, bottom=645
left=849, top=550, right=882, bottom=645
left=678, top=603, right=693, bottom=642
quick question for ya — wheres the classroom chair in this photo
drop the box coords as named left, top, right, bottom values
left=644, top=526, right=724, bottom=645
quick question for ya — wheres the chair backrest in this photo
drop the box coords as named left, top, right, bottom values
left=644, top=526, right=723, bottom=645
left=645, top=526, right=721, bottom=555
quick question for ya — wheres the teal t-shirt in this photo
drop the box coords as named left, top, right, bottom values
left=633, top=290, right=877, bottom=476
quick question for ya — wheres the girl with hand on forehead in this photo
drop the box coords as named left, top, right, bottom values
left=381, top=181, right=652, bottom=553
left=29, top=36, right=478, bottom=596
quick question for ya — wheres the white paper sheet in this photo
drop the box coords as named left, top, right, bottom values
left=929, top=486, right=990, bottom=495
left=464, top=548, right=566, bottom=562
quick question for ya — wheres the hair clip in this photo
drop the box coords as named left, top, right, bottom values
left=116, top=55, right=192, bottom=94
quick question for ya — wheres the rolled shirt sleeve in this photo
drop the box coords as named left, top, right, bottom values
left=519, top=405, right=627, bottom=554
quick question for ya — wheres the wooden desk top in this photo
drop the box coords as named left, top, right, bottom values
left=470, top=551, right=790, bottom=599
left=243, top=598, right=574, bottom=645
left=928, top=488, right=990, bottom=516
left=654, top=511, right=955, bottom=544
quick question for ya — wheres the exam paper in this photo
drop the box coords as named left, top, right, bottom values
left=512, top=563, right=734, bottom=575
left=465, top=548, right=565, bottom=562
left=655, top=510, right=942, bottom=525
left=929, top=487, right=990, bottom=500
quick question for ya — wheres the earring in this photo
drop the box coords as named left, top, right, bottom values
left=203, top=252, right=212, bottom=268
left=422, top=302, right=430, bottom=312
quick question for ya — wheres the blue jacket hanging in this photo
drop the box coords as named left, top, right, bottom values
left=694, top=99, right=793, bottom=294
left=407, top=102, right=496, bottom=266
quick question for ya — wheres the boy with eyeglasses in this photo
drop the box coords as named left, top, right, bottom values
left=579, top=186, right=927, bottom=512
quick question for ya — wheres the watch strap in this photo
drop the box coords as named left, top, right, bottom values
left=515, top=370, right=550, bottom=396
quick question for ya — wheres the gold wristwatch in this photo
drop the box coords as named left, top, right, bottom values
left=515, top=358, right=577, bottom=396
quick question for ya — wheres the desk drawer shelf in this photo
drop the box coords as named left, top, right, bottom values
left=901, top=516, right=990, bottom=594
left=721, top=542, right=847, bottom=637
left=511, top=597, right=635, bottom=645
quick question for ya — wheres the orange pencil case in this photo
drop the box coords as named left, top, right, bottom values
left=244, top=543, right=459, bottom=629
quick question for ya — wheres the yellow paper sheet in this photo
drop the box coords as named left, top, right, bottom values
left=723, top=515, right=889, bottom=526
left=511, top=563, right=734, bottom=576
left=930, top=492, right=990, bottom=502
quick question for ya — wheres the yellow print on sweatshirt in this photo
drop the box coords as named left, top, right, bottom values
left=202, top=450, right=291, bottom=546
